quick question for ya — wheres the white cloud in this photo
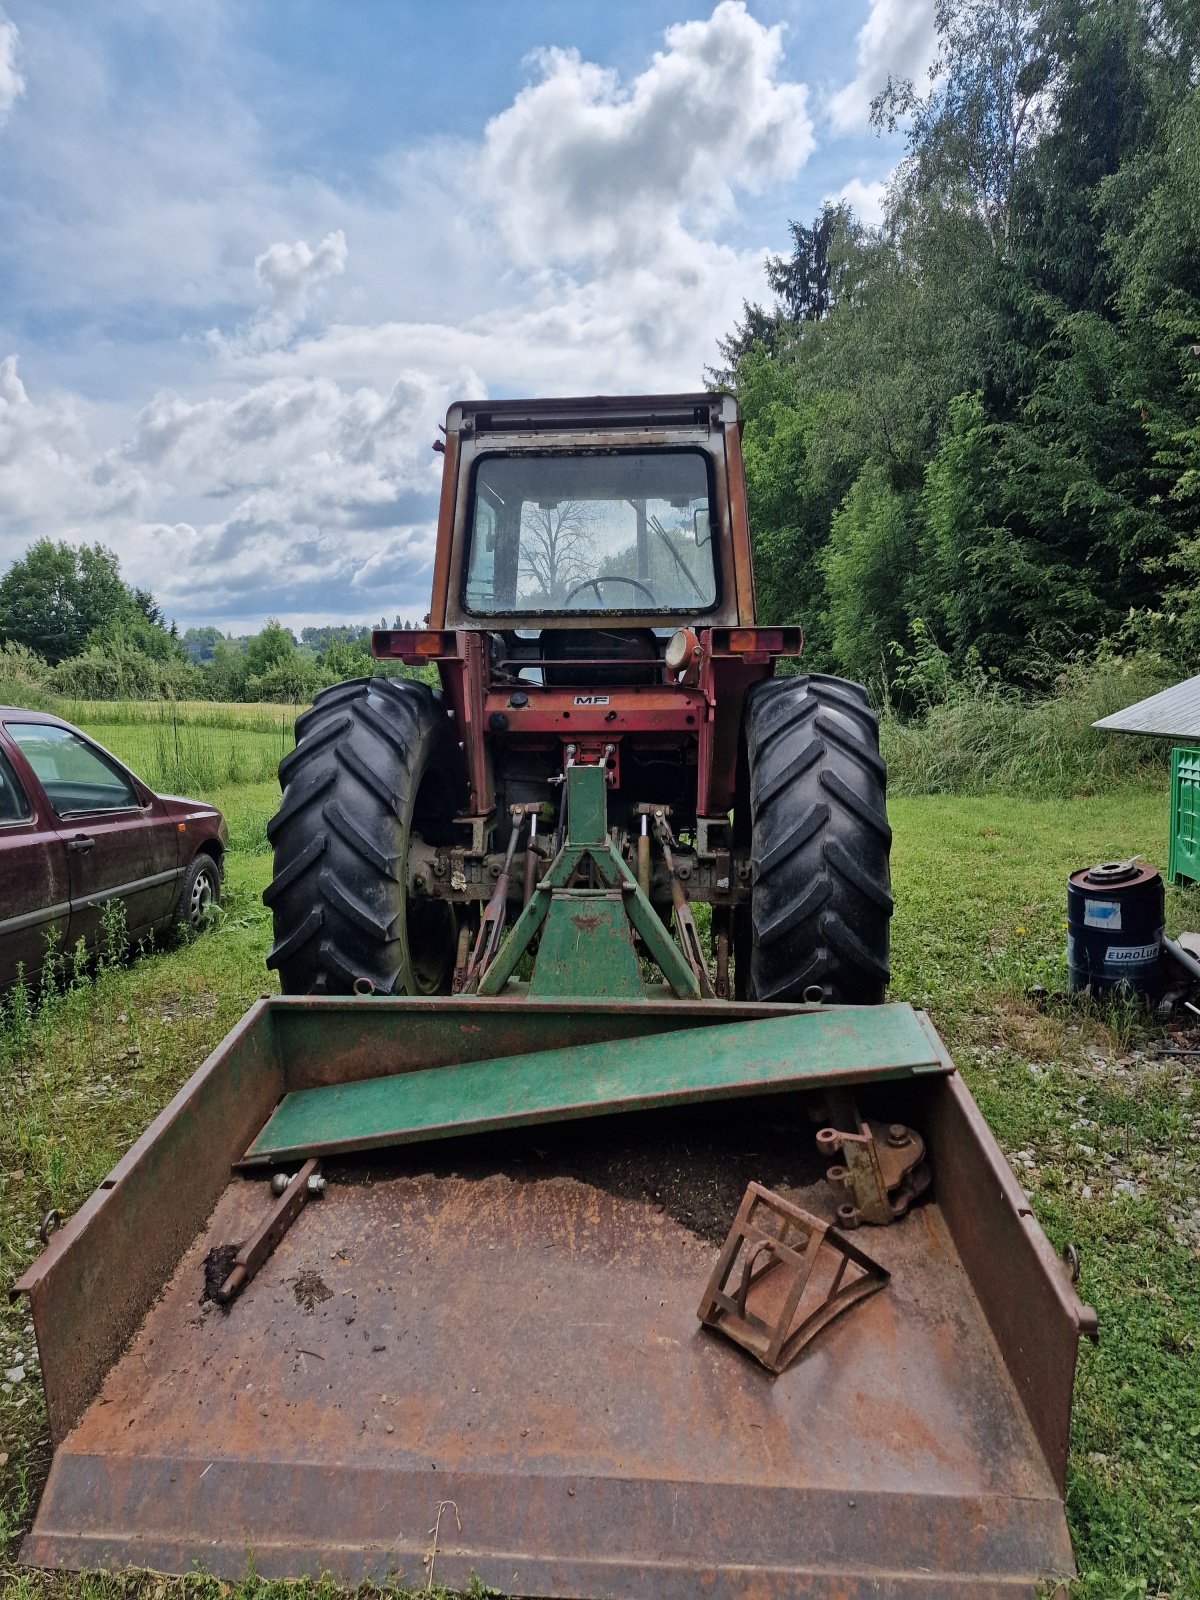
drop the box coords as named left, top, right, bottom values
left=0, top=4, right=819, bottom=630
left=0, top=356, right=144, bottom=529
left=827, top=0, right=937, bottom=133
left=0, top=15, right=23, bottom=126
left=211, top=229, right=350, bottom=358
left=481, top=1, right=813, bottom=270
left=255, top=229, right=347, bottom=312
left=830, top=175, right=890, bottom=227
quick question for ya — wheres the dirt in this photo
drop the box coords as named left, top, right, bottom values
left=293, top=1270, right=334, bottom=1312
left=200, top=1243, right=241, bottom=1309
left=328, top=1095, right=846, bottom=1245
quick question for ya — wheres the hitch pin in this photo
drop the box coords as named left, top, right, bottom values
left=216, top=1158, right=323, bottom=1305
left=523, top=808, right=539, bottom=908
left=637, top=811, right=651, bottom=898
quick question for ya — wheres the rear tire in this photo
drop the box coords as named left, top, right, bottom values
left=741, top=673, right=892, bottom=1004
left=264, top=677, right=463, bottom=995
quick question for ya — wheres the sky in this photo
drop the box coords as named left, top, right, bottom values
left=0, top=0, right=938, bottom=635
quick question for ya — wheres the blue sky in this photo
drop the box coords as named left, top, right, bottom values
left=0, top=1, right=937, bottom=633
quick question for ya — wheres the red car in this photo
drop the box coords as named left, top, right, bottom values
left=0, top=708, right=228, bottom=992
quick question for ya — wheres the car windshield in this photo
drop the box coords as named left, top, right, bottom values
left=464, top=451, right=716, bottom=615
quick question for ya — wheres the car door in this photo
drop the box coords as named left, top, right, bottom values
left=4, top=722, right=181, bottom=955
left=0, top=738, right=71, bottom=992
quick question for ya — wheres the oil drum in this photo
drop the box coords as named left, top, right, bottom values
left=1067, top=859, right=1164, bottom=996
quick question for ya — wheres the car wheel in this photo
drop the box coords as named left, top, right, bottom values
left=177, top=853, right=221, bottom=936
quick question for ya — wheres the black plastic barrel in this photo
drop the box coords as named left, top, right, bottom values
left=1067, top=860, right=1164, bottom=996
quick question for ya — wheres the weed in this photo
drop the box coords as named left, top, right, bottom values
left=99, top=900, right=127, bottom=974
left=2, top=780, right=1198, bottom=1596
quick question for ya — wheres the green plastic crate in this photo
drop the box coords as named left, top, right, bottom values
left=1169, top=746, right=1200, bottom=884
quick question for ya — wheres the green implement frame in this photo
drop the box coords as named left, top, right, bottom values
left=240, top=1004, right=951, bottom=1165
left=478, top=762, right=701, bottom=999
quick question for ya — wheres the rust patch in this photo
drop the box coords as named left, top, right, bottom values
left=570, top=913, right=604, bottom=933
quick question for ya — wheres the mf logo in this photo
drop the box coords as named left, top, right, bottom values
left=572, top=694, right=611, bottom=706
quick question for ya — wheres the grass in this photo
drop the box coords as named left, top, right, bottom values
left=55, top=700, right=304, bottom=732
left=80, top=720, right=294, bottom=792
left=1, top=779, right=1198, bottom=1596
left=54, top=702, right=300, bottom=795
left=880, top=657, right=1175, bottom=798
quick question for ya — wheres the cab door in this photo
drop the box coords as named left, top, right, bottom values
left=4, top=722, right=180, bottom=953
left=0, top=740, right=70, bottom=991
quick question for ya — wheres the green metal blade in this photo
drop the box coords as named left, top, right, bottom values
left=243, top=1003, right=950, bottom=1165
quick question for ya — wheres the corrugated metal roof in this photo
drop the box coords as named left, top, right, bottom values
left=1093, top=674, right=1200, bottom=738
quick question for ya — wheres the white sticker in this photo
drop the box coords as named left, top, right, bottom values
left=1104, top=943, right=1160, bottom=964
left=1083, top=900, right=1121, bottom=930
left=572, top=694, right=610, bottom=706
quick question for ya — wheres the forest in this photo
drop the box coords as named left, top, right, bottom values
left=716, top=0, right=1200, bottom=702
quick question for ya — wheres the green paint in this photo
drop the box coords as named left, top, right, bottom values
left=528, top=891, right=648, bottom=998
left=245, top=1003, right=949, bottom=1163
left=1168, top=747, right=1200, bottom=885
left=478, top=762, right=699, bottom=999
left=566, top=760, right=608, bottom=843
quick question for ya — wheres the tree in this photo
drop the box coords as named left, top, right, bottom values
left=765, top=202, right=855, bottom=324
left=182, top=626, right=224, bottom=663
left=873, top=0, right=1052, bottom=252
left=318, top=636, right=372, bottom=681
left=708, top=203, right=868, bottom=384
left=244, top=619, right=300, bottom=679
left=821, top=465, right=919, bottom=685
left=712, top=0, right=1200, bottom=696
left=0, top=541, right=146, bottom=664
left=519, top=502, right=593, bottom=604
left=204, top=638, right=250, bottom=701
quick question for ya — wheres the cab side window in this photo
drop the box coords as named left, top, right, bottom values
left=6, top=725, right=138, bottom=816
left=0, top=747, right=31, bottom=824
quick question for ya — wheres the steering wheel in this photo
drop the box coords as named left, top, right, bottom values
left=564, top=574, right=659, bottom=607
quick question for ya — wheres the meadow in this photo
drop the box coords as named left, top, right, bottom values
left=0, top=698, right=1197, bottom=1598
left=62, top=700, right=299, bottom=793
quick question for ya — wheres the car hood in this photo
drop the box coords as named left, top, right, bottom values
left=157, top=794, right=222, bottom=816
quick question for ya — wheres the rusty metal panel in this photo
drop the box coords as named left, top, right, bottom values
left=11, top=1001, right=283, bottom=1444
left=22, top=1139, right=1076, bottom=1594
left=13, top=999, right=1092, bottom=1592
left=923, top=1071, right=1098, bottom=1485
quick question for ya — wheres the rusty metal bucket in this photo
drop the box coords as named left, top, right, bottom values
left=14, top=997, right=1095, bottom=1597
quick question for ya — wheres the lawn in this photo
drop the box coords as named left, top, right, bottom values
left=1, top=782, right=1198, bottom=1598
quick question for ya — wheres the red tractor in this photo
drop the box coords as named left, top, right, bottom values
left=264, top=392, right=891, bottom=1005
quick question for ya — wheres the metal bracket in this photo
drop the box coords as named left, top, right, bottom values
left=478, top=766, right=700, bottom=999
left=216, top=1158, right=324, bottom=1304
left=817, top=1101, right=930, bottom=1228
left=698, top=1182, right=889, bottom=1373
left=652, top=809, right=715, bottom=998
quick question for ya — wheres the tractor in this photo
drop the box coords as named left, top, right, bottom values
left=15, top=394, right=1099, bottom=1597
left=264, top=392, right=891, bottom=1008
